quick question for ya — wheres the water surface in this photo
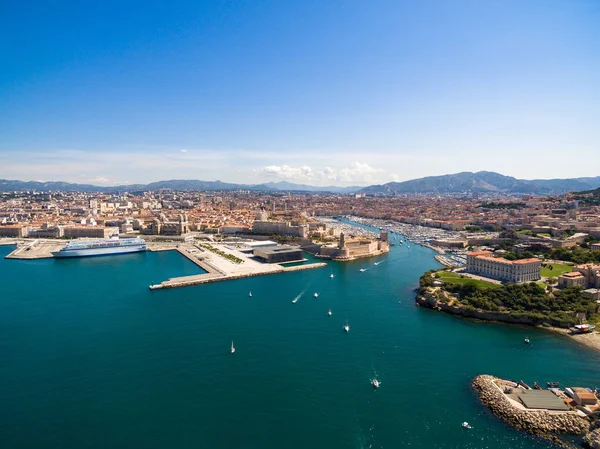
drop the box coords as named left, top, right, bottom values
left=1, top=237, right=598, bottom=449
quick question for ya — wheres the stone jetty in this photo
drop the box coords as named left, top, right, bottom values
left=472, top=375, right=590, bottom=440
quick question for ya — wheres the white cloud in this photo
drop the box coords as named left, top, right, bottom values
left=181, top=149, right=188, bottom=153
left=262, top=165, right=314, bottom=181
left=260, top=162, right=386, bottom=185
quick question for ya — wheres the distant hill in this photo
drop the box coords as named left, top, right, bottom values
left=2, top=172, right=599, bottom=195
left=0, top=178, right=360, bottom=194
left=359, top=171, right=600, bottom=195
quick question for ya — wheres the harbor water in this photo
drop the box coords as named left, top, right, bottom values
left=1, top=232, right=599, bottom=449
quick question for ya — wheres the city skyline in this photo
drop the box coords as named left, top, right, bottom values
left=1, top=0, right=599, bottom=185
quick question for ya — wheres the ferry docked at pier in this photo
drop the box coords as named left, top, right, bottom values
left=52, top=237, right=147, bottom=258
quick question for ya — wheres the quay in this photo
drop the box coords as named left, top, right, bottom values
left=149, top=262, right=328, bottom=289
left=4, top=239, right=65, bottom=259
left=148, top=242, right=328, bottom=290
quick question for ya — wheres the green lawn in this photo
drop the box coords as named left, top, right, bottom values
left=541, top=263, right=572, bottom=278
left=436, top=271, right=501, bottom=289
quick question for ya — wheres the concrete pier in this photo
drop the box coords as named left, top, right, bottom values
left=150, top=261, right=328, bottom=289
left=5, top=240, right=65, bottom=259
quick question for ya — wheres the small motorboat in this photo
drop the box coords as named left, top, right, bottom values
left=359, top=268, right=366, bottom=272
left=461, top=422, right=472, bottom=430
left=231, top=341, right=235, bottom=354
left=314, top=292, right=319, bottom=298
left=547, top=381, right=560, bottom=388
left=328, top=309, right=332, bottom=316
left=371, top=378, right=380, bottom=389
left=524, top=338, right=530, bottom=344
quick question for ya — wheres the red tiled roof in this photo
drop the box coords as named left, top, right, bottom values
left=513, top=258, right=541, bottom=264
left=468, top=251, right=493, bottom=256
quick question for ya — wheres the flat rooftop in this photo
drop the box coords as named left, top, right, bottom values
left=517, top=390, right=570, bottom=411
left=255, top=245, right=302, bottom=255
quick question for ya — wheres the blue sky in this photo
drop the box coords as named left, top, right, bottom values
left=1, top=0, right=599, bottom=186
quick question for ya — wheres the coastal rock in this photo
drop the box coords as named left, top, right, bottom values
left=584, top=428, right=600, bottom=449
left=472, top=375, right=590, bottom=439
left=416, top=292, right=538, bottom=325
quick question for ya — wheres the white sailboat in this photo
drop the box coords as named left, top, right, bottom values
left=344, top=319, right=350, bottom=333
left=330, top=272, right=334, bottom=279
left=371, top=378, right=380, bottom=389
left=328, top=308, right=332, bottom=316
left=230, top=340, right=235, bottom=354
left=248, top=291, right=252, bottom=297
left=314, top=292, right=319, bottom=298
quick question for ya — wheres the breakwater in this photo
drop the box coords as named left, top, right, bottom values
left=472, top=375, right=589, bottom=445
left=150, top=262, right=328, bottom=289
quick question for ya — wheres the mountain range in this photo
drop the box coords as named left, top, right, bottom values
left=1, top=171, right=599, bottom=195
left=0, top=178, right=361, bottom=194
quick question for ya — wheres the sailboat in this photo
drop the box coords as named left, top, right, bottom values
left=328, top=308, right=332, bottom=316
left=248, top=291, right=252, bottom=297
left=314, top=292, right=319, bottom=298
left=371, top=378, right=380, bottom=389
left=230, top=341, right=235, bottom=354
left=330, top=271, right=334, bottom=279
left=344, top=319, right=350, bottom=333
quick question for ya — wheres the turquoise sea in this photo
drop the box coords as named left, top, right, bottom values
left=1, top=230, right=599, bottom=449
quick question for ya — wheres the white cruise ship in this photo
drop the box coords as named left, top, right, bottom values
left=52, top=237, right=147, bottom=258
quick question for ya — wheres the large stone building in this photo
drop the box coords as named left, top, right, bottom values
left=63, top=226, right=119, bottom=239
left=317, top=232, right=390, bottom=261
left=557, top=271, right=587, bottom=289
left=146, top=214, right=189, bottom=236
left=0, top=226, right=28, bottom=238
left=572, top=264, right=600, bottom=288
left=466, top=251, right=541, bottom=283
left=252, top=220, right=308, bottom=238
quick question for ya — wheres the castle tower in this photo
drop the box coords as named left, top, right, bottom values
left=338, top=232, right=346, bottom=250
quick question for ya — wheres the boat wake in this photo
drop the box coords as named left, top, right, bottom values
left=292, top=288, right=307, bottom=304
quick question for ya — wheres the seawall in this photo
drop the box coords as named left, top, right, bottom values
left=472, top=375, right=589, bottom=444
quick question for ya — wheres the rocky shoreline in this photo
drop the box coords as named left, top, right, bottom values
left=472, top=375, right=593, bottom=447
left=416, top=290, right=600, bottom=355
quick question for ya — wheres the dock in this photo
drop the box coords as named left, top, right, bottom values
left=4, top=240, right=65, bottom=259
left=149, top=262, right=327, bottom=289
left=148, top=243, right=328, bottom=289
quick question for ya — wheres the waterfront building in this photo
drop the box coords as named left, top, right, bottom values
left=253, top=245, right=304, bottom=263
left=0, top=225, right=28, bottom=238
left=466, top=251, right=541, bottom=283
left=316, top=231, right=389, bottom=261
left=591, top=243, right=600, bottom=251
left=63, top=226, right=119, bottom=239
